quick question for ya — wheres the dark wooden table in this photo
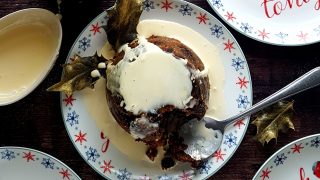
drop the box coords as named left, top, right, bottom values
left=1, top=0, right=320, bottom=179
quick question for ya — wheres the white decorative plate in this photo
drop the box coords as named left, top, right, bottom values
left=61, top=0, right=252, bottom=179
left=253, top=134, right=320, bottom=180
left=0, top=147, right=81, bottom=180
left=207, top=0, right=320, bottom=46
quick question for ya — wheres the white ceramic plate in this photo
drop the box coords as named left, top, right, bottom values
left=0, top=147, right=81, bottom=180
left=61, top=0, right=252, bottom=179
left=207, top=0, right=320, bottom=46
left=253, top=134, right=320, bottom=180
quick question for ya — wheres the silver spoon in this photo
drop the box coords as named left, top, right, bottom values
left=179, top=67, right=320, bottom=161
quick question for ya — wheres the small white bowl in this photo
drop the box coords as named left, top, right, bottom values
left=0, top=8, right=62, bottom=106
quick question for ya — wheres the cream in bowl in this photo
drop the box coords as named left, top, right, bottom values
left=0, top=8, right=62, bottom=105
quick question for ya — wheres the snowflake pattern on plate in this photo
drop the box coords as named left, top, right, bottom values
left=223, top=133, right=237, bottom=148
left=273, top=153, right=287, bottom=166
left=210, top=24, right=224, bottom=38
left=197, top=161, right=212, bottom=175
left=85, top=147, right=100, bottom=162
left=143, top=0, right=155, bottom=12
left=41, top=158, right=55, bottom=169
left=1, top=149, right=15, bottom=160
left=66, top=111, right=79, bottom=126
left=240, top=23, right=252, bottom=34
left=116, top=168, right=132, bottom=180
left=78, top=36, right=91, bottom=51
left=0, top=147, right=80, bottom=179
left=310, top=137, right=320, bottom=148
left=236, top=95, right=250, bottom=109
left=61, top=0, right=252, bottom=179
left=231, top=57, right=245, bottom=71
left=253, top=134, right=320, bottom=180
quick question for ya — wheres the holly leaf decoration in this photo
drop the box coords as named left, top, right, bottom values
left=251, top=101, right=295, bottom=145
left=104, top=0, right=142, bottom=50
left=47, top=54, right=106, bottom=96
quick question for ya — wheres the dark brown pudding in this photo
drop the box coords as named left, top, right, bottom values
left=106, top=35, right=210, bottom=168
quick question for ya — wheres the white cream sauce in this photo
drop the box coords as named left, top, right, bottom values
left=137, top=20, right=225, bottom=120
left=0, top=23, right=57, bottom=103
left=81, top=19, right=225, bottom=166
left=107, top=37, right=193, bottom=115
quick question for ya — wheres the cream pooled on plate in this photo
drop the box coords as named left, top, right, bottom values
left=84, top=19, right=226, bottom=169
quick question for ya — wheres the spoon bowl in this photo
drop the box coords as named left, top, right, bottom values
left=180, top=66, right=320, bottom=161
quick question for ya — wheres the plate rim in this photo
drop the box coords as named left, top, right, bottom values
left=206, top=0, right=320, bottom=47
left=252, top=133, right=320, bottom=179
left=0, top=146, right=81, bottom=180
left=193, top=2, right=254, bottom=179
left=60, top=0, right=254, bottom=179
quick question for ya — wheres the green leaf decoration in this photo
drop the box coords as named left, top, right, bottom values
left=47, top=54, right=106, bottom=96
left=104, top=0, right=143, bottom=50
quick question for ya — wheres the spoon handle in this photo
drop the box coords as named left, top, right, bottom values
left=223, top=66, right=320, bottom=126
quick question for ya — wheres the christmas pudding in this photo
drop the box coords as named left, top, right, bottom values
left=105, top=35, right=210, bottom=168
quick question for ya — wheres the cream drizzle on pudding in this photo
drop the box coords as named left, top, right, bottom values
left=81, top=19, right=225, bottom=167
left=107, top=36, right=193, bottom=115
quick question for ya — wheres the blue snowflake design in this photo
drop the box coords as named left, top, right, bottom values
left=41, top=158, right=55, bottom=169
left=198, top=161, right=212, bottom=174
left=158, top=174, right=173, bottom=180
left=116, top=168, right=132, bottom=180
left=273, top=153, right=287, bottom=166
left=1, top=149, right=15, bottom=160
left=275, top=32, right=288, bottom=43
left=66, top=111, right=79, bottom=126
left=85, top=147, right=100, bottom=162
left=236, top=95, right=250, bottom=109
left=311, top=137, right=320, bottom=148
left=240, top=23, right=253, bottom=34
left=210, top=24, right=224, bottom=38
left=232, top=57, right=245, bottom=71
left=78, top=36, right=91, bottom=51
left=211, top=0, right=223, bottom=9
left=313, top=25, right=320, bottom=36
left=179, top=4, right=193, bottom=16
left=223, top=132, right=237, bottom=148
left=142, top=0, right=155, bottom=12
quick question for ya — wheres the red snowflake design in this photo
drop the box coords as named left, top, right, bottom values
left=101, top=160, right=114, bottom=174
left=161, top=0, right=173, bottom=12
left=213, top=149, right=226, bottom=162
left=59, top=168, right=71, bottom=180
left=258, top=29, right=270, bottom=40
left=196, top=13, right=209, bottom=24
left=90, top=22, right=101, bottom=35
left=179, top=170, right=192, bottom=180
left=236, top=76, right=249, bottom=89
left=225, top=11, right=236, bottom=21
left=22, top=151, right=35, bottom=162
left=297, top=31, right=308, bottom=42
left=234, top=119, right=245, bottom=129
left=63, top=94, right=76, bottom=106
left=75, top=131, right=87, bottom=145
left=291, top=143, right=304, bottom=154
left=260, top=167, right=271, bottom=180
left=223, top=39, right=235, bottom=53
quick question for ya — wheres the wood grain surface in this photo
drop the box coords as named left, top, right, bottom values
left=0, top=0, right=320, bottom=179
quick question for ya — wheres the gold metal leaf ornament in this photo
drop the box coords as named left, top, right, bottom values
left=252, top=101, right=295, bottom=145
